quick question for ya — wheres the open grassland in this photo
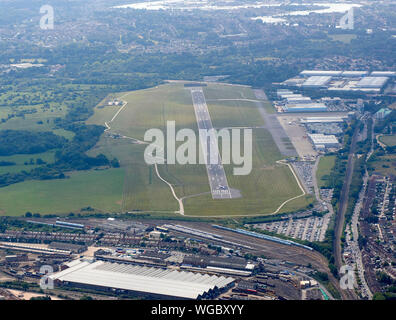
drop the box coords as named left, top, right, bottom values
left=86, top=82, right=311, bottom=217
left=0, top=168, right=124, bottom=216
left=379, top=134, right=396, bottom=147
left=316, top=155, right=336, bottom=188
left=371, top=154, right=396, bottom=177
left=88, top=138, right=178, bottom=213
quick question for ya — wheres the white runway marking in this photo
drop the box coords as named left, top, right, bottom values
left=190, top=88, right=232, bottom=199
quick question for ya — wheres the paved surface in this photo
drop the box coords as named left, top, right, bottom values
left=190, top=88, right=240, bottom=199
left=253, top=89, right=298, bottom=157
left=277, top=116, right=317, bottom=158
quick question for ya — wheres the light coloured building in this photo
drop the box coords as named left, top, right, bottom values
left=356, top=77, right=389, bottom=88
left=283, top=103, right=327, bottom=113
left=277, top=89, right=293, bottom=97
left=302, top=76, right=332, bottom=88
left=280, top=94, right=303, bottom=99
left=300, top=70, right=342, bottom=77
left=300, top=116, right=346, bottom=123
left=341, top=71, right=368, bottom=77
left=286, top=96, right=312, bottom=104
left=370, top=71, right=396, bottom=77
left=49, top=259, right=235, bottom=299
left=308, top=134, right=339, bottom=149
left=375, top=108, right=392, bottom=120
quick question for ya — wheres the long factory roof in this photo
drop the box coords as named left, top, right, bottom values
left=302, top=76, right=332, bottom=87
left=308, top=133, right=339, bottom=144
left=50, top=260, right=235, bottom=299
left=356, top=76, right=389, bottom=88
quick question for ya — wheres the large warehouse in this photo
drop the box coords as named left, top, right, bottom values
left=283, top=103, right=328, bottom=113
left=341, top=71, right=368, bottom=77
left=302, top=76, right=332, bottom=88
left=308, top=134, right=339, bottom=149
left=300, top=70, right=342, bottom=77
left=371, top=71, right=396, bottom=77
left=356, top=76, right=389, bottom=88
left=286, top=96, right=312, bottom=104
left=49, top=259, right=235, bottom=299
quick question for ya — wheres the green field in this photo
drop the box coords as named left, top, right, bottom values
left=371, top=154, right=396, bottom=176
left=316, top=155, right=336, bottom=188
left=379, top=134, right=396, bottom=147
left=86, top=82, right=311, bottom=217
left=0, top=169, right=124, bottom=216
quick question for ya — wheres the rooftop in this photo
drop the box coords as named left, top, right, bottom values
left=50, top=259, right=235, bottom=299
left=308, top=134, right=339, bottom=145
left=356, top=77, right=389, bottom=88
left=302, top=76, right=332, bottom=87
left=300, top=70, right=342, bottom=76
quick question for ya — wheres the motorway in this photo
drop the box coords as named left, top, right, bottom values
left=190, top=88, right=235, bottom=199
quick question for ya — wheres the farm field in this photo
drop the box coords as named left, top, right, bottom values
left=87, top=82, right=312, bottom=217
left=0, top=168, right=124, bottom=216
left=316, top=155, right=336, bottom=188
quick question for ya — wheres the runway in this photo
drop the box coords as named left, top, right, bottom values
left=190, top=88, right=234, bottom=199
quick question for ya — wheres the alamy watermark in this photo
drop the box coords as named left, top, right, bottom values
left=144, top=121, right=253, bottom=176
left=40, top=5, right=54, bottom=30
left=39, top=265, right=54, bottom=290
left=339, top=8, right=354, bottom=30
left=339, top=265, right=355, bottom=290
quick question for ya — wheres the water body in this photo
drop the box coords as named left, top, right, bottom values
left=113, top=1, right=361, bottom=15
left=113, top=0, right=282, bottom=11
left=252, top=2, right=362, bottom=24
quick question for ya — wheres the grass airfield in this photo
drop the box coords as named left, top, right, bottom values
left=87, top=82, right=312, bottom=217
left=0, top=82, right=312, bottom=217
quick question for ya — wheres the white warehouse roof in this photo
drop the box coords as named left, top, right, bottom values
left=49, top=260, right=235, bottom=299
left=341, top=71, right=368, bottom=77
left=286, top=103, right=327, bottom=109
left=286, top=97, right=312, bottom=103
left=302, top=76, right=332, bottom=87
left=371, top=71, right=396, bottom=77
left=280, top=94, right=303, bottom=98
left=300, top=70, right=342, bottom=77
left=356, top=77, right=389, bottom=88
left=300, top=116, right=346, bottom=123
left=308, top=134, right=339, bottom=145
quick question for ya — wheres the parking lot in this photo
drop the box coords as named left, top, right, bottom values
left=252, top=213, right=331, bottom=242
left=292, top=161, right=315, bottom=194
